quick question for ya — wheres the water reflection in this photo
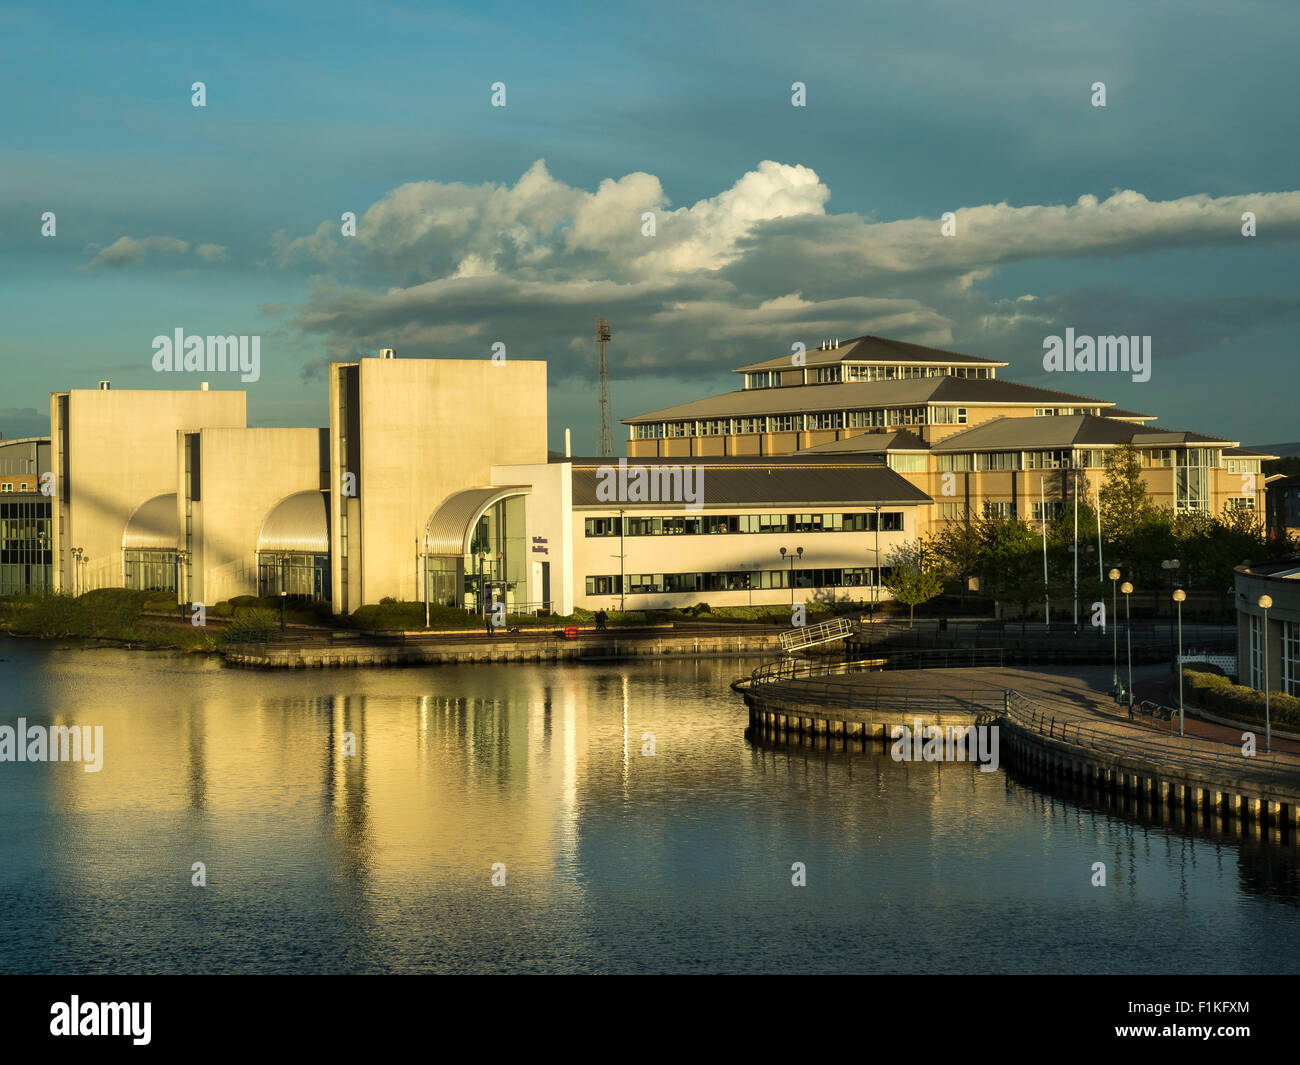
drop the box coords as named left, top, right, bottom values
left=2, top=639, right=1300, bottom=974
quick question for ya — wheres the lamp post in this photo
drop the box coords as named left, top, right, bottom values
left=1161, top=558, right=1180, bottom=646
left=70, top=547, right=82, bottom=596
left=1108, top=568, right=1121, bottom=693
left=176, top=548, right=189, bottom=620
left=1173, top=588, right=1186, bottom=736
left=780, top=546, right=803, bottom=606
left=1121, top=580, right=1134, bottom=709
left=1259, top=593, right=1273, bottom=753
left=280, top=590, right=288, bottom=633
left=873, top=505, right=881, bottom=609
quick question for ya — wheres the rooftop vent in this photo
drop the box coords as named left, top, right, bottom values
left=98, top=380, right=110, bottom=390
left=380, top=348, right=395, bottom=359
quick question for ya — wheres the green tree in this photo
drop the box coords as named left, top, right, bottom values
left=980, top=516, right=1046, bottom=631
left=1101, top=444, right=1152, bottom=541
left=881, top=541, right=944, bottom=627
left=927, top=505, right=986, bottom=602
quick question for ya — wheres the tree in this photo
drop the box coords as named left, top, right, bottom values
left=881, top=541, right=944, bottom=627
left=1100, top=444, right=1152, bottom=541
left=979, top=517, right=1045, bottom=632
left=928, top=505, right=986, bottom=602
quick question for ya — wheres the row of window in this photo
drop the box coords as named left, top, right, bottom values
left=583, top=512, right=904, bottom=537
left=586, top=567, right=887, bottom=595
left=0, top=483, right=32, bottom=493
left=936, top=501, right=1065, bottom=522
left=745, top=366, right=996, bottom=389
left=936, top=448, right=1230, bottom=473
left=632, top=407, right=948, bottom=438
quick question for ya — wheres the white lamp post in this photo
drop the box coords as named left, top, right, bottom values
left=1121, top=581, right=1134, bottom=709
left=1173, top=588, right=1186, bottom=736
left=1259, top=593, right=1273, bottom=753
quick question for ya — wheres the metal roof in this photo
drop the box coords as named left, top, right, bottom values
left=930, top=415, right=1139, bottom=452
left=122, top=494, right=178, bottom=550
left=795, top=430, right=930, bottom=454
left=623, top=376, right=1113, bottom=424
left=258, top=491, right=329, bottom=554
left=735, top=336, right=1008, bottom=374
left=424, top=486, right=529, bottom=556
left=570, top=459, right=931, bottom=508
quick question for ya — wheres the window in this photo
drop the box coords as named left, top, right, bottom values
left=1226, top=458, right=1262, bottom=474
left=938, top=453, right=974, bottom=472
left=977, top=452, right=1020, bottom=471
left=1225, top=497, right=1256, bottom=512
left=585, top=517, right=620, bottom=537
left=937, top=502, right=967, bottom=521
left=586, top=575, right=623, bottom=596
left=746, top=371, right=778, bottom=389
left=736, top=417, right=763, bottom=434
left=846, top=409, right=885, bottom=428
left=633, top=423, right=664, bottom=439
left=1283, top=620, right=1300, bottom=697
left=666, top=422, right=690, bottom=438
left=807, top=411, right=844, bottom=430
left=1076, top=449, right=1107, bottom=469
left=930, top=406, right=968, bottom=425
left=887, top=454, right=927, bottom=473
left=1250, top=613, right=1266, bottom=691
left=0, top=485, right=10, bottom=494
left=815, top=367, right=842, bottom=383
left=1143, top=449, right=1176, bottom=468
left=1024, top=450, right=1070, bottom=469
left=698, top=419, right=730, bottom=436
left=885, top=407, right=925, bottom=425
left=1030, top=500, right=1064, bottom=523
left=768, top=415, right=800, bottom=433
left=983, top=501, right=1015, bottom=520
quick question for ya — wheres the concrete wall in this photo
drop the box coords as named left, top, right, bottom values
left=330, top=357, right=549, bottom=611
left=50, top=388, right=245, bottom=592
left=184, top=427, right=328, bottom=605
left=1235, top=568, right=1300, bottom=693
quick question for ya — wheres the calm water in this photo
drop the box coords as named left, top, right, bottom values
left=2, top=636, right=1299, bottom=974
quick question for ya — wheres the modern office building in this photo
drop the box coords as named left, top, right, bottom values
left=568, top=455, right=930, bottom=610
left=0, top=435, right=53, bottom=595
left=33, top=334, right=1277, bottom=617
left=624, top=336, right=1272, bottom=530
left=1235, top=559, right=1300, bottom=697
left=1266, top=474, right=1300, bottom=543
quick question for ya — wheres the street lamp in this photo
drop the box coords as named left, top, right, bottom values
left=1259, top=593, right=1273, bottom=753
left=1173, top=588, right=1186, bottom=736
left=1161, top=558, right=1180, bottom=643
left=71, top=547, right=83, bottom=596
left=779, top=546, right=803, bottom=606
left=1121, top=581, right=1134, bottom=709
left=280, top=590, right=288, bottom=633
left=1108, top=568, right=1121, bottom=693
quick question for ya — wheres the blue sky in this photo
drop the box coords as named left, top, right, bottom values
left=3, top=0, right=1298, bottom=450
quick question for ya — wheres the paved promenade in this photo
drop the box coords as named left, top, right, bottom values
left=747, top=664, right=1300, bottom=784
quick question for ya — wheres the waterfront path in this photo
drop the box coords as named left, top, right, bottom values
left=741, top=663, right=1300, bottom=792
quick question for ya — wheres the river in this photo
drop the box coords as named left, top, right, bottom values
left=1, top=637, right=1297, bottom=974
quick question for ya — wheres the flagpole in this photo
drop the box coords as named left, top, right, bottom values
left=1073, top=468, right=1079, bottom=630
left=1041, top=474, right=1050, bottom=633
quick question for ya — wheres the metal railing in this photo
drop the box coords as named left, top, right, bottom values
left=779, top=616, right=853, bottom=652
left=751, top=647, right=1004, bottom=686
left=1001, top=690, right=1299, bottom=785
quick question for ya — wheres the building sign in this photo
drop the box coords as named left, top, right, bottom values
left=531, top=536, right=548, bottom=556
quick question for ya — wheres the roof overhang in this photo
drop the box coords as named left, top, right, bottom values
left=424, top=486, right=529, bottom=556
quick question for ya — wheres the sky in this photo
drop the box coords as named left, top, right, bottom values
left=3, top=0, right=1298, bottom=452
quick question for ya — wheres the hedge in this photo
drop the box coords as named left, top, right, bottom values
left=1182, top=668, right=1300, bottom=727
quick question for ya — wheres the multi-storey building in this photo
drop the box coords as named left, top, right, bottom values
left=0, top=435, right=52, bottom=595
left=623, top=335, right=1273, bottom=531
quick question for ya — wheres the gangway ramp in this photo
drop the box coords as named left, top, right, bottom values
left=778, top=616, right=854, bottom=654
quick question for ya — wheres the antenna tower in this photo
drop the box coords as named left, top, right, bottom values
left=596, top=317, right=613, bottom=456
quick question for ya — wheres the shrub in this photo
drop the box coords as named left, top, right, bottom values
left=1183, top=668, right=1300, bottom=727
left=225, top=609, right=279, bottom=643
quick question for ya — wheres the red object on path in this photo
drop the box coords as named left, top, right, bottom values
left=563, top=626, right=579, bottom=639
